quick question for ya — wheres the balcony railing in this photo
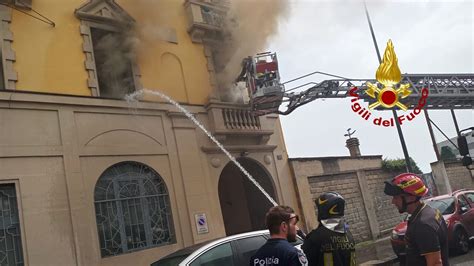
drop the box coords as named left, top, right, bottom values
left=201, top=7, right=224, bottom=28
left=184, top=0, right=227, bottom=42
left=205, top=101, right=275, bottom=146
left=222, top=108, right=261, bottom=130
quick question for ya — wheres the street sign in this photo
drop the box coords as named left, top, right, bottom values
left=194, top=213, right=209, bottom=234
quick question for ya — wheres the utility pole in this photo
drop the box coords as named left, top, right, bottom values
left=364, top=2, right=413, bottom=172
left=451, top=109, right=461, bottom=137
left=424, top=110, right=441, bottom=160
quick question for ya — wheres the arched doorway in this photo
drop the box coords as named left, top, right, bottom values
left=218, top=157, right=277, bottom=235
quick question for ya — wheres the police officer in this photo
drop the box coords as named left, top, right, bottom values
left=302, top=192, right=356, bottom=266
left=384, top=173, right=449, bottom=266
left=251, top=205, right=308, bottom=266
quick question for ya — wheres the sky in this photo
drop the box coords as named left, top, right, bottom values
left=266, top=0, right=474, bottom=172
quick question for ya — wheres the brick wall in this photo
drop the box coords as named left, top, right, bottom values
left=308, top=172, right=372, bottom=242
left=445, top=160, right=474, bottom=191
left=292, top=157, right=474, bottom=243
left=366, top=169, right=405, bottom=235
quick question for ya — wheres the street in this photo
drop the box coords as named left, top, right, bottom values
left=357, top=237, right=474, bottom=265
left=396, top=249, right=474, bottom=266
left=448, top=249, right=474, bottom=266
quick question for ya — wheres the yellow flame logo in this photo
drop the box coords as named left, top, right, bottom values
left=365, top=40, right=412, bottom=111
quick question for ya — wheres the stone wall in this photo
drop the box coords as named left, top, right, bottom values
left=366, top=169, right=405, bottom=234
left=291, top=156, right=406, bottom=243
left=308, top=172, right=372, bottom=242
left=444, top=160, right=474, bottom=191
left=292, top=157, right=474, bottom=243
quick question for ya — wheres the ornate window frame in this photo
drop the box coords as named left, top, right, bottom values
left=0, top=6, right=17, bottom=90
left=94, top=161, right=176, bottom=257
left=75, top=0, right=142, bottom=97
left=0, top=181, right=26, bottom=265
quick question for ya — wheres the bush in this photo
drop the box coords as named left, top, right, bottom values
left=440, top=146, right=456, bottom=160
left=382, top=157, right=422, bottom=174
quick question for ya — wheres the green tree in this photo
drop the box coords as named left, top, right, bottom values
left=440, top=146, right=456, bottom=160
left=382, top=157, right=423, bottom=174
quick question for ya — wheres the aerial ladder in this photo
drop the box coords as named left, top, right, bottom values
left=235, top=52, right=474, bottom=166
left=236, top=54, right=474, bottom=115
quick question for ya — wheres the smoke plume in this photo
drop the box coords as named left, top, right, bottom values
left=96, top=0, right=290, bottom=101
left=91, top=27, right=138, bottom=98
left=214, top=0, right=291, bottom=92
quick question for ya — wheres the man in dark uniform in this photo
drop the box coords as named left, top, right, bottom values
left=384, top=173, right=449, bottom=266
left=251, top=205, right=307, bottom=266
left=302, top=192, right=356, bottom=266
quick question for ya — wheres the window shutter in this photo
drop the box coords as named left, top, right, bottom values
left=15, top=0, right=31, bottom=9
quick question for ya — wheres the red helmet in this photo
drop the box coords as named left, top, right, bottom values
left=384, top=173, right=428, bottom=197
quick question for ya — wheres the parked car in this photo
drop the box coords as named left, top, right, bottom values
left=391, top=189, right=474, bottom=258
left=151, top=230, right=304, bottom=266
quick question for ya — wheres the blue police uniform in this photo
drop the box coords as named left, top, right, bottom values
left=250, top=238, right=307, bottom=266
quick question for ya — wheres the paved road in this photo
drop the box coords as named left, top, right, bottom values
left=357, top=237, right=474, bottom=265
left=395, top=249, right=474, bottom=266
left=450, top=248, right=474, bottom=266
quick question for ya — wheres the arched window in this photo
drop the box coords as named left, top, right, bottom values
left=94, top=162, right=175, bottom=257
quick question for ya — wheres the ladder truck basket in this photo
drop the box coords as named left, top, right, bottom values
left=247, top=52, right=285, bottom=115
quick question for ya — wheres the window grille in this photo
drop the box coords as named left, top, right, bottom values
left=0, top=184, right=24, bottom=266
left=94, top=162, right=175, bottom=257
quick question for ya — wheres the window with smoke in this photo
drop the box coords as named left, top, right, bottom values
left=90, top=27, right=136, bottom=99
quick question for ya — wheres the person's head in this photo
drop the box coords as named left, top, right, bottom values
left=265, top=205, right=299, bottom=242
left=384, top=173, right=428, bottom=214
left=315, top=192, right=345, bottom=221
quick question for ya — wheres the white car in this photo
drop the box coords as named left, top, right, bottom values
left=151, top=230, right=304, bottom=266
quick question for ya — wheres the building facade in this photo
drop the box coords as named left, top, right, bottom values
left=0, top=1, right=299, bottom=265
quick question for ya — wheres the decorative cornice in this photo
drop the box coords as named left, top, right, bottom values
left=75, top=0, right=135, bottom=25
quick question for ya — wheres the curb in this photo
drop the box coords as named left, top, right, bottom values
left=359, top=256, right=398, bottom=266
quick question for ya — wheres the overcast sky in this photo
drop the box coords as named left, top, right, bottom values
left=267, top=0, right=474, bottom=172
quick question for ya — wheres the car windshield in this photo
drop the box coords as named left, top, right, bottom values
left=151, top=232, right=303, bottom=266
left=152, top=255, right=188, bottom=266
left=427, top=197, right=455, bottom=215
left=151, top=240, right=214, bottom=266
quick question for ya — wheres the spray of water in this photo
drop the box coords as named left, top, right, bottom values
left=126, top=89, right=278, bottom=207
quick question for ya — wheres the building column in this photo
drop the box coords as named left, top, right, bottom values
left=431, top=161, right=453, bottom=194
left=58, top=108, right=88, bottom=265
left=168, top=111, right=216, bottom=243
left=356, top=170, right=380, bottom=239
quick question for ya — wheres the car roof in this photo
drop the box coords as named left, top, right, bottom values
left=426, top=194, right=454, bottom=201
left=425, top=189, right=474, bottom=202
left=156, top=230, right=270, bottom=263
left=452, top=189, right=474, bottom=195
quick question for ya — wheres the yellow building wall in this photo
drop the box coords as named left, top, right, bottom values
left=11, top=0, right=213, bottom=104
left=119, top=0, right=212, bottom=104
left=11, top=0, right=90, bottom=95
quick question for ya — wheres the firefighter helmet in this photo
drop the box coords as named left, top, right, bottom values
left=315, top=192, right=345, bottom=220
left=384, top=173, right=428, bottom=197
